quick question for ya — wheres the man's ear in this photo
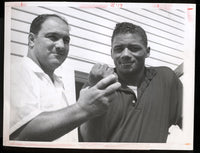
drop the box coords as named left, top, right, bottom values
left=28, top=33, right=35, bottom=48
left=146, top=47, right=150, bottom=58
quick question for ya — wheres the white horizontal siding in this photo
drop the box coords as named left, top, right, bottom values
left=101, top=8, right=184, bottom=37
left=70, top=36, right=111, bottom=55
left=95, top=8, right=184, bottom=41
left=11, top=41, right=27, bottom=56
left=11, top=30, right=28, bottom=45
left=11, top=19, right=30, bottom=33
left=142, top=8, right=185, bottom=24
left=148, top=42, right=184, bottom=59
left=10, top=4, right=186, bottom=72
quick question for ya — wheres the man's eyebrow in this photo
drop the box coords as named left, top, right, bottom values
left=46, top=32, right=60, bottom=35
left=128, top=44, right=142, bottom=46
left=46, top=33, right=70, bottom=38
left=113, top=43, right=124, bottom=46
left=114, top=43, right=140, bottom=46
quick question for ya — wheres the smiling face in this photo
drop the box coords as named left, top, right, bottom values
left=111, top=33, right=150, bottom=76
left=29, top=16, right=70, bottom=73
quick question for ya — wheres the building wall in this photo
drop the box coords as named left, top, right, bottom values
left=10, top=4, right=185, bottom=75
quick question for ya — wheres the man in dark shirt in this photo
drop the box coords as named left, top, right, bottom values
left=80, top=22, right=182, bottom=142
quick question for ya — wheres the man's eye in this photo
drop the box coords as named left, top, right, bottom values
left=47, top=35, right=58, bottom=41
left=114, top=46, right=124, bottom=53
left=128, top=46, right=141, bottom=52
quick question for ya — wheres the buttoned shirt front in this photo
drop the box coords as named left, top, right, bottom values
left=82, top=66, right=182, bottom=142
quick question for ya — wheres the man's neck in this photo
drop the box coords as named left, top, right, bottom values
left=44, top=69, right=55, bottom=83
left=37, top=63, right=55, bottom=83
left=117, top=67, right=146, bottom=87
left=27, top=51, right=55, bottom=83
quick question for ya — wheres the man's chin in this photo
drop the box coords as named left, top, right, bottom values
left=118, top=68, right=136, bottom=74
left=51, top=58, right=65, bottom=64
left=50, top=61, right=63, bottom=69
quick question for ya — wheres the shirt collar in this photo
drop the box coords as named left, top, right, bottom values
left=137, top=67, right=157, bottom=99
left=115, top=67, right=157, bottom=97
left=23, top=56, right=45, bottom=74
left=115, top=67, right=156, bottom=85
left=23, top=56, right=62, bottom=80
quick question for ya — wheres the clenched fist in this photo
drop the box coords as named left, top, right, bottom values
left=78, top=74, right=121, bottom=117
left=88, top=63, right=117, bottom=86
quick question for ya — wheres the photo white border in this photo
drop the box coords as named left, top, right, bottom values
left=3, top=2, right=196, bottom=150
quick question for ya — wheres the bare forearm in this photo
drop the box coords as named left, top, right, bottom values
left=11, top=104, right=89, bottom=141
left=11, top=75, right=120, bottom=141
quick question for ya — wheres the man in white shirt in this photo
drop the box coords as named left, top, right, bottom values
left=10, top=14, right=121, bottom=141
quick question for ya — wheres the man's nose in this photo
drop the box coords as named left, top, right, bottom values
left=121, top=48, right=131, bottom=57
left=55, top=39, right=65, bottom=50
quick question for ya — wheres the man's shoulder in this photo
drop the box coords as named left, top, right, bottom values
left=11, top=57, right=35, bottom=83
left=11, top=57, right=25, bottom=71
left=11, top=57, right=29, bottom=73
left=149, top=66, right=174, bottom=75
left=147, top=66, right=177, bottom=80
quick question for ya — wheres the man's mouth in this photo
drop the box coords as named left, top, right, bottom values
left=53, top=53, right=64, bottom=60
left=121, top=62, right=134, bottom=66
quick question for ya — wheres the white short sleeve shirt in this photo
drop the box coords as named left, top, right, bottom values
left=10, top=57, right=69, bottom=136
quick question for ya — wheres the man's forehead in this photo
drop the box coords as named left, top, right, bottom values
left=42, top=17, right=68, bottom=27
left=114, top=32, right=142, bottom=39
left=39, top=17, right=69, bottom=34
left=112, top=33, right=143, bottom=43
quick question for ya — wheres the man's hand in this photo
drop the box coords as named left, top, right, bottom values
left=77, top=74, right=121, bottom=117
left=10, top=75, right=120, bottom=141
left=88, top=63, right=116, bottom=86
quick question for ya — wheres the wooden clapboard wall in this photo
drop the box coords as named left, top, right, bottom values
left=10, top=5, right=185, bottom=74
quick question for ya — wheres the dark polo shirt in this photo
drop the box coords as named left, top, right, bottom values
left=81, top=66, right=182, bottom=142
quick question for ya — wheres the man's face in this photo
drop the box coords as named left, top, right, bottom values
left=111, top=33, right=149, bottom=75
left=31, top=17, right=70, bottom=72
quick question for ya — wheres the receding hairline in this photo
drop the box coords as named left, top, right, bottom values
left=30, top=14, right=70, bottom=35
left=46, top=16, right=68, bottom=24
left=39, top=16, right=70, bottom=31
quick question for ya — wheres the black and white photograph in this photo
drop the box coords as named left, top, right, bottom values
left=3, top=2, right=195, bottom=150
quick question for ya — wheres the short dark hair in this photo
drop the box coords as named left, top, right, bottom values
left=30, top=14, right=69, bottom=35
left=111, top=22, right=148, bottom=47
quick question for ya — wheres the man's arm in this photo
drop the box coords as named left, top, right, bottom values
left=80, top=63, right=116, bottom=142
left=168, top=67, right=183, bottom=129
left=10, top=74, right=120, bottom=141
left=10, top=104, right=88, bottom=141
left=176, top=78, right=183, bottom=129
